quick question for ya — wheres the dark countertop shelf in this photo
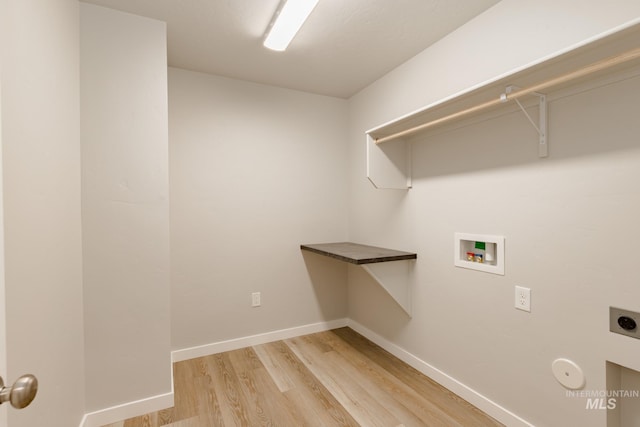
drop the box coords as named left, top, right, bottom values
left=300, top=242, right=417, bottom=265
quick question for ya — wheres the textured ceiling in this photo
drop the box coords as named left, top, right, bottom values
left=80, top=0, right=500, bottom=98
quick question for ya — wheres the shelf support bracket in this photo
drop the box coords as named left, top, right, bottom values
left=502, top=85, right=548, bottom=158
left=366, top=134, right=412, bottom=189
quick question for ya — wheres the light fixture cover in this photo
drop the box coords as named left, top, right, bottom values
left=264, top=0, right=319, bottom=51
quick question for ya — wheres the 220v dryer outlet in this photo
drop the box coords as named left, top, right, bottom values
left=610, top=307, right=639, bottom=339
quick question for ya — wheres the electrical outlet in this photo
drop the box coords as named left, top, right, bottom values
left=610, top=307, right=639, bottom=339
left=251, top=292, right=261, bottom=307
left=515, top=286, right=531, bottom=312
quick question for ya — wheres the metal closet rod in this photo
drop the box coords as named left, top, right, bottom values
left=375, top=46, right=640, bottom=144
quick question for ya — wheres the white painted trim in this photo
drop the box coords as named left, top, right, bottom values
left=79, top=319, right=347, bottom=426
left=79, top=391, right=174, bottom=427
left=171, top=318, right=349, bottom=362
left=0, top=64, right=7, bottom=427
left=346, top=319, right=534, bottom=427
left=80, top=359, right=174, bottom=427
left=80, top=317, right=532, bottom=426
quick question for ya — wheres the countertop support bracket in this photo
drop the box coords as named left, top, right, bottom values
left=361, top=261, right=413, bottom=317
left=300, top=242, right=416, bottom=317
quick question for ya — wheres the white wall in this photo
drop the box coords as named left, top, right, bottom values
left=80, top=3, right=171, bottom=412
left=0, top=0, right=85, bottom=426
left=620, top=366, right=640, bottom=426
left=169, top=68, right=349, bottom=351
left=348, top=1, right=640, bottom=426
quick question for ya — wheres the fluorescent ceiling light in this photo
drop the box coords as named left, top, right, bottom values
left=263, top=0, right=319, bottom=51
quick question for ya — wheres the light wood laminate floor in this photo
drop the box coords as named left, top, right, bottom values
left=103, top=328, right=503, bottom=427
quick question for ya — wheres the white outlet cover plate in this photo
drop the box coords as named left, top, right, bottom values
left=251, top=292, right=261, bottom=307
left=515, top=285, right=531, bottom=312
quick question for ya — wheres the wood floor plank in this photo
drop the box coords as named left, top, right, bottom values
left=161, top=416, right=204, bottom=427
left=286, top=334, right=403, bottom=427
left=192, top=376, right=224, bottom=427
left=331, top=327, right=503, bottom=427
left=157, top=407, right=174, bottom=426
left=226, top=346, right=303, bottom=426
left=249, top=365, right=309, bottom=426
left=311, top=332, right=447, bottom=427
left=122, top=412, right=157, bottom=427
left=205, top=352, right=261, bottom=426
left=171, top=363, right=202, bottom=422
left=253, top=342, right=296, bottom=392
left=261, top=339, right=360, bottom=427
left=310, top=332, right=443, bottom=427
left=103, top=327, right=504, bottom=427
left=314, top=330, right=462, bottom=427
left=225, top=348, right=273, bottom=425
left=280, top=388, right=332, bottom=427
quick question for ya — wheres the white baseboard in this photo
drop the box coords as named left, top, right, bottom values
left=80, top=317, right=531, bottom=427
left=79, top=319, right=347, bottom=426
left=79, top=391, right=174, bottom=427
left=79, top=355, right=175, bottom=427
left=171, top=318, right=349, bottom=362
left=346, top=319, right=534, bottom=427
